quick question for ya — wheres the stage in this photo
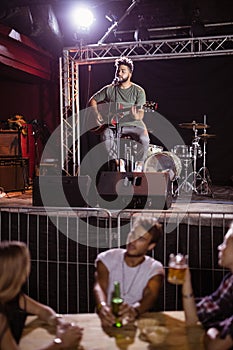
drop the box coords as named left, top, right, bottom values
left=1, top=184, right=232, bottom=213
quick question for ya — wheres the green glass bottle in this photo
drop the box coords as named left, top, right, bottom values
left=111, top=281, right=123, bottom=328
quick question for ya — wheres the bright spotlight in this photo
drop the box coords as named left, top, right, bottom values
left=71, top=7, right=94, bottom=30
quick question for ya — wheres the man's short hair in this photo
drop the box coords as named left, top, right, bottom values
left=115, top=56, right=134, bottom=72
left=132, top=216, right=163, bottom=244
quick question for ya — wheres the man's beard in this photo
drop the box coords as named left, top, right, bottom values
left=119, top=75, right=130, bottom=84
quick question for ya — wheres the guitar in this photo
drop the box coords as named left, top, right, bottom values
left=91, top=101, right=158, bottom=134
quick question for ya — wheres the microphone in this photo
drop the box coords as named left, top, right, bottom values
left=112, top=76, right=120, bottom=85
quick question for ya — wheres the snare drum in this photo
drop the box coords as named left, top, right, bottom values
left=147, top=144, right=163, bottom=157
left=172, top=145, right=192, bottom=159
left=144, top=151, right=182, bottom=181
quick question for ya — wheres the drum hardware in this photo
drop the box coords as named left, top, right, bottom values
left=147, top=144, right=163, bottom=157
left=172, top=145, right=193, bottom=159
left=175, top=118, right=209, bottom=195
left=199, top=133, right=216, bottom=139
left=179, top=120, right=210, bottom=130
left=196, top=128, right=215, bottom=196
left=174, top=125, right=201, bottom=194
left=176, top=116, right=214, bottom=196
left=174, top=158, right=200, bottom=195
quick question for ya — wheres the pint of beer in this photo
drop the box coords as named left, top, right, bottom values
left=167, top=253, right=188, bottom=285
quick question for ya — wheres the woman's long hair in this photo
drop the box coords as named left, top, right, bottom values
left=0, top=241, right=30, bottom=303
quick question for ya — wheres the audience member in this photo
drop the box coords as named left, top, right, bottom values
left=0, top=241, right=83, bottom=349
left=94, top=216, right=164, bottom=327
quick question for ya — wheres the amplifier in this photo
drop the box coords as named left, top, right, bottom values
left=0, top=130, right=21, bottom=157
left=0, top=158, right=28, bottom=192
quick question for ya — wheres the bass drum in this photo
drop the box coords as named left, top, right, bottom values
left=147, top=144, right=163, bottom=157
left=144, top=151, right=182, bottom=181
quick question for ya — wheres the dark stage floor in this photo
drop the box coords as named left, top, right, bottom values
left=1, top=184, right=233, bottom=214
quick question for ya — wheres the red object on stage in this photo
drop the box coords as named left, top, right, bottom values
left=21, top=124, right=35, bottom=180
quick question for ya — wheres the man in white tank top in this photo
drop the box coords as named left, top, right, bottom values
left=94, top=216, right=164, bottom=327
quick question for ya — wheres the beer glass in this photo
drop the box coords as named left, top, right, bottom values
left=167, top=253, right=188, bottom=285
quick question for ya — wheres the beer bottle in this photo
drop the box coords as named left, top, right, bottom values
left=111, top=281, right=123, bottom=328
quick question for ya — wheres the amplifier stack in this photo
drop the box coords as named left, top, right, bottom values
left=0, top=130, right=28, bottom=192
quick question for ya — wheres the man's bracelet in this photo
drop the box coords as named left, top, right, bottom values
left=96, top=301, right=107, bottom=312
left=182, top=292, right=194, bottom=299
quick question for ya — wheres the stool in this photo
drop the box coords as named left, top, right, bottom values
left=120, top=135, right=138, bottom=172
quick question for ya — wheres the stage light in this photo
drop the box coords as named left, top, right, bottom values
left=70, top=6, right=94, bottom=31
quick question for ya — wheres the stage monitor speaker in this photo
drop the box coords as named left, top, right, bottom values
left=33, top=175, right=91, bottom=207
left=0, top=131, right=21, bottom=157
left=97, top=171, right=172, bottom=209
left=0, top=158, right=27, bottom=192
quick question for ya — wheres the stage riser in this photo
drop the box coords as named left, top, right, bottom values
left=97, top=171, right=172, bottom=209
left=32, top=175, right=91, bottom=207
left=0, top=209, right=229, bottom=314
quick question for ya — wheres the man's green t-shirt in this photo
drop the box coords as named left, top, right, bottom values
left=93, top=82, right=146, bottom=127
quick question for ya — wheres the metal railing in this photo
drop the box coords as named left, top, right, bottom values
left=0, top=207, right=231, bottom=313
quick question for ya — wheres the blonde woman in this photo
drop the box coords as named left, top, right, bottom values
left=0, top=241, right=83, bottom=349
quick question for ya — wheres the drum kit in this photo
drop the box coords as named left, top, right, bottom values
left=144, top=119, right=215, bottom=196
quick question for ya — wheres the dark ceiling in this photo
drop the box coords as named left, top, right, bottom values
left=0, top=0, right=233, bottom=55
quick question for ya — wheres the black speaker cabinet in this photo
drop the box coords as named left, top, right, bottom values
left=97, top=171, right=172, bottom=209
left=0, top=130, right=21, bottom=157
left=33, top=175, right=91, bottom=207
left=0, top=158, right=28, bottom=192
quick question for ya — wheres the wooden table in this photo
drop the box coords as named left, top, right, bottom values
left=20, top=311, right=205, bottom=350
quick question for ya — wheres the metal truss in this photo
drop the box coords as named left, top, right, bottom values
left=69, top=35, right=233, bottom=63
left=60, top=35, right=233, bottom=175
left=60, top=50, right=80, bottom=176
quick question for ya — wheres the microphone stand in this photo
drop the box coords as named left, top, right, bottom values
left=111, top=78, right=121, bottom=171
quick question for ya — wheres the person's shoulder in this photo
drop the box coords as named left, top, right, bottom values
left=103, top=84, right=115, bottom=91
left=222, top=272, right=233, bottom=284
left=97, top=248, right=125, bottom=259
left=96, top=248, right=125, bottom=269
left=144, top=255, right=164, bottom=270
left=131, top=82, right=145, bottom=92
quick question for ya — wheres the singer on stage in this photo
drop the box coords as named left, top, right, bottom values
left=88, top=56, right=150, bottom=171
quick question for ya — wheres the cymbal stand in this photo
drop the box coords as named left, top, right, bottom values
left=196, top=126, right=213, bottom=196
left=191, top=127, right=202, bottom=193
left=174, top=126, right=202, bottom=195
left=174, top=158, right=194, bottom=195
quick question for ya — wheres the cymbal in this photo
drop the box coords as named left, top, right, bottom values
left=199, top=133, right=216, bottom=139
left=179, top=122, right=210, bottom=129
